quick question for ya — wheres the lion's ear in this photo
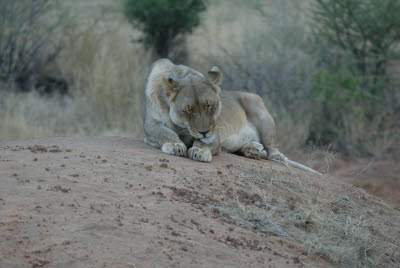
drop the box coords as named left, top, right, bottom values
left=162, top=76, right=179, bottom=101
left=208, top=66, right=222, bottom=86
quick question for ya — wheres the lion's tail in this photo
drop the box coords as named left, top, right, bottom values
left=260, top=152, right=322, bottom=175
left=282, top=159, right=322, bottom=175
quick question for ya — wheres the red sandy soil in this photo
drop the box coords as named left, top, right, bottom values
left=0, top=137, right=398, bottom=268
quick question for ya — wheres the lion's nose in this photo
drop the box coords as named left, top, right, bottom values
left=199, top=130, right=209, bottom=137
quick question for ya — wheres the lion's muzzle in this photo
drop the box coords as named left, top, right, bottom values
left=200, top=134, right=217, bottom=144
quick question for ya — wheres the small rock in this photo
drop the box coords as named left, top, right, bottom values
left=145, top=165, right=152, bottom=171
left=171, top=231, right=180, bottom=236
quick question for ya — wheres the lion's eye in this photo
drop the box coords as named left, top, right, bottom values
left=205, top=104, right=212, bottom=110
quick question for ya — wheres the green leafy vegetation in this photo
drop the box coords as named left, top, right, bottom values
left=123, top=0, right=206, bottom=58
left=308, top=0, right=400, bottom=155
left=311, top=0, right=400, bottom=77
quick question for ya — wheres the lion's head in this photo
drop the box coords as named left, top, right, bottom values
left=162, top=66, right=222, bottom=144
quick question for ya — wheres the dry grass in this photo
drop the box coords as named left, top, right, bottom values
left=60, top=26, right=150, bottom=136
left=341, top=112, right=398, bottom=159
left=289, top=146, right=339, bottom=175
left=0, top=89, right=75, bottom=141
left=0, top=0, right=150, bottom=142
left=0, top=26, right=150, bottom=141
left=209, top=168, right=400, bottom=267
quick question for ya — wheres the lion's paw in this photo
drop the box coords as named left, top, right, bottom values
left=162, top=142, right=187, bottom=157
left=188, top=147, right=212, bottom=162
left=241, top=142, right=264, bottom=159
left=268, top=148, right=287, bottom=163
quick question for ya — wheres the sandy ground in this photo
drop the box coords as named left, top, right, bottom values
left=0, top=137, right=398, bottom=268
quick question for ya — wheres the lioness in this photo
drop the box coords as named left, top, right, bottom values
left=142, top=59, right=319, bottom=174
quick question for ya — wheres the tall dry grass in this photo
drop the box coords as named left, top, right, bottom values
left=0, top=25, right=150, bottom=141
left=60, top=26, right=151, bottom=137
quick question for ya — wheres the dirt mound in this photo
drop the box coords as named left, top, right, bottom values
left=0, top=137, right=399, bottom=267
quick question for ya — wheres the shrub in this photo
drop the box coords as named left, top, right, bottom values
left=311, top=70, right=383, bottom=114
left=309, top=0, right=400, bottom=156
left=0, top=0, right=70, bottom=92
left=311, top=0, right=400, bottom=77
left=123, top=0, right=206, bottom=59
left=311, top=70, right=396, bottom=156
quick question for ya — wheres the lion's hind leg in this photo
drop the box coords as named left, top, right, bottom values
left=266, top=147, right=287, bottom=163
left=241, top=141, right=287, bottom=164
left=236, top=92, right=287, bottom=163
left=240, top=141, right=264, bottom=160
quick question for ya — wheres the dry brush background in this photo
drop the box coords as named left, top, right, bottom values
left=0, top=0, right=399, bottom=158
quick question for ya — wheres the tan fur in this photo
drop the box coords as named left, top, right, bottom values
left=142, top=59, right=285, bottom=163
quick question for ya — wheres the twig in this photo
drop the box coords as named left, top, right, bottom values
left=353, top=159, right=375, bottom=179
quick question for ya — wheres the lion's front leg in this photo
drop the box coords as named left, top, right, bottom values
left=161, top=142, right=187, bottom=157
left=144, top=121, right=187, bottom=157
left=188, top=144, right=212, bottom=162
left=188, top=133, right=220, bottom=163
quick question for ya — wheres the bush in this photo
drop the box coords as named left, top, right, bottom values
left=0, top=0, right=70, bottom=92
left=123, top=0, right=206, bottom=59
left=309, top=0, right=400, bottom=156
left=310, top=70, right=394, bottom=154
left=312, top=70, right=382, bottom=114
left=311, top=0, right=400, bottom=77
